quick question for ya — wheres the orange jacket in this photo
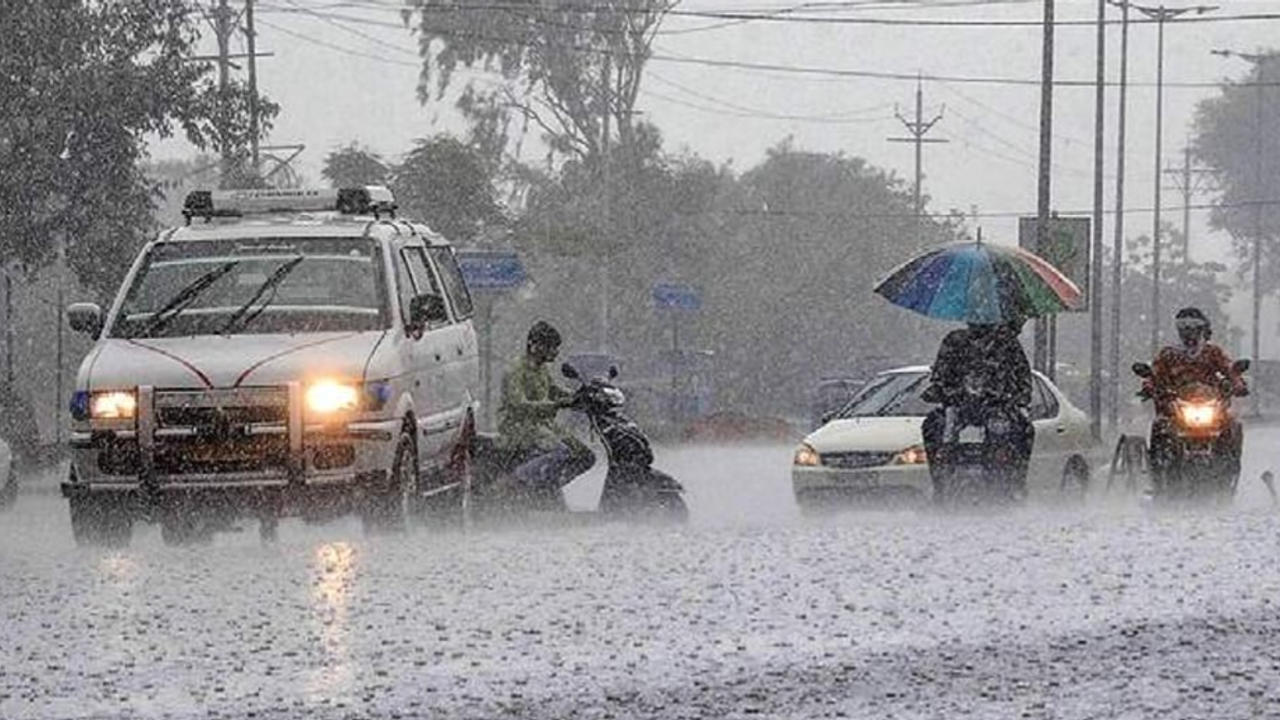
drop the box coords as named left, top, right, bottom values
left=1144, top=342, right=1245, bottom=414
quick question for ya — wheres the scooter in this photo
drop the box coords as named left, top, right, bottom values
left=1131, top=358, right=1249, bottom=501
left=470, top=364, right=687, bottom=522
left=925, top=377, right=1029, bottom=507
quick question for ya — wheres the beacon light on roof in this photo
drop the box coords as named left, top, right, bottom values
left=182, top=186, right=397, bottom=222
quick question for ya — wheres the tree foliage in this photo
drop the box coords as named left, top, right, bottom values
left=403, top=0, right=674, bottom=164
left=321, top=143, right=390, bottom=188
left=0, top=0, right=275, bottom=298
left=1193, top=54, right=1280, bottom=294
left=391, top=136, right=508, bottom=242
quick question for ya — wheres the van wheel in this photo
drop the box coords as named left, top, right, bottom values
left=362, top=431, right=417, bottom=533
left=69, top=495, right=133, bottom=548
left=1061, top=456, right=1090, bottom=499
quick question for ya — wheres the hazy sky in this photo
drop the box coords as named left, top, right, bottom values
left=151, top=0, right=1280, bottom=354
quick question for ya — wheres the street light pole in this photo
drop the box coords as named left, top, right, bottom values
left=1034, top=0, right=1055, bottom=376
left=1131, top=4, right=1217, bottom=357
left=1089, top=0, right=1107, bottom=441
left=1107, top=0, right=1130, bottom=432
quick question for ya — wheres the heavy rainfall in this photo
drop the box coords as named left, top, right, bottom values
left=2, top=1, right=1280, bottom=718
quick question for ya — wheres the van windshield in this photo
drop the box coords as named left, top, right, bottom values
left=110, top=237, right=389, bottom=339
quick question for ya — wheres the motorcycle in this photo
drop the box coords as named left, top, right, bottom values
left=1131, top=358, right=1249, bottom=501
left=924, top=376, right=1029, bottom=506
left=470, top=364, right=687, bottom=523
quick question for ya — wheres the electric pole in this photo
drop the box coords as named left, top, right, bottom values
left=1034, top=0, right=1055, bottom=376
left=1107, top=0, right=1130, bottom=432
left=887, top=77, right=947, bottom=245
left=196, top=1, right=273, bottom=186
left=245, top=0, right=260, bottom=173
left=1089, top=0, right=1106, bottom=442
left=1163, top=144, right=1214, bottom=267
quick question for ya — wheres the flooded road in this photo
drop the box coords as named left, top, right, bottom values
left=2, top=429, right=1279, bottom=719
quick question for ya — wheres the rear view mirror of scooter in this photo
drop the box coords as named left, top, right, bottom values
left=1232, top=358, right=1251, bottom=374
left=1131, top=362, right=1153, bottom=379
left=561, top=363, right=581, bottom=381
left=608, top=365, right=619, bottom=380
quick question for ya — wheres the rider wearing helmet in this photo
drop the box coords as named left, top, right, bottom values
left=1144, top=307, right=1246, bottom=482
left=498, top=321, right=595, bottom=491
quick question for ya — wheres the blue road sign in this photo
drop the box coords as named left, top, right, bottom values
left=652, top=282, right=702, bottom=311
left=457, top=250, right=527, bottom=292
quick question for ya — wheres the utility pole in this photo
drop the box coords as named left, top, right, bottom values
left=1108, top=0, right=1130, bottom=432
left=211, top=0, right=237, bottom=183
left=1034, top=0, right=1055, bottom=376
left=1212, top=48, right=1275, bottom=417
left=887, top=77, right=947, bottom=244
left=1163, top=144, right=1213, bottom=267
left=3, top=270, right=11, bottom=387
left=245, top=0, right=260, bottom=174
left=1089, top=0, right=1106, bottom=442
left=1131, top=3, right=1219, bottom=357
left=598, top=52, right=611, bottom=354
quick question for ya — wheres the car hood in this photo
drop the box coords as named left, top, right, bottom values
left=83, top=331, right=386, bottom=390
left=804, top=416, right=925, bottom=454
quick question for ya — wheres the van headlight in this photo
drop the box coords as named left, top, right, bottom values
left=306, top=381, right=360, bottom=414
left=90, top=391, right=138, bottom=419
left=892, top=444, right=928, bottom=465
left=793, top=443, right=821, bottom=467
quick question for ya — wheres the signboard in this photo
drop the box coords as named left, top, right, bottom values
left=1018, top=216, right=1090, bottom=311
left=456, top=250, right=526, bottom=293
left=652, top=282, right=702, bottom=312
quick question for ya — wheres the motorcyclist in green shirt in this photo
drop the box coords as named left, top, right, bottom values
left=498, top=321, right=595, bottom=490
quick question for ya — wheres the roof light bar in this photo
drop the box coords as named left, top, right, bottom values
left=182, top=186, right=397, bottom=222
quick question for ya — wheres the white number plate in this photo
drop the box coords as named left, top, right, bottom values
left=958, top=426, right=985, bottom=444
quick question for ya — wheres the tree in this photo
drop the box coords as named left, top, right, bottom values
left=403, top=0, right=674, bottom=165
left=391, top=136, right=507, bottom=242
left=1193, top=54, right=1280, bottom=295
left=0, top=0, right=276, bottom=298
left=321, top=143, right=389, bottom=188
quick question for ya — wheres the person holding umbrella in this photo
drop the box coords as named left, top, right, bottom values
left=874, top=239, right=1082, bottom=504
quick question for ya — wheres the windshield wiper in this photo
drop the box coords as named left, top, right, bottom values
left=218, top=256, right=305, bottom=335
left=134, top=261, right=239, bottom=338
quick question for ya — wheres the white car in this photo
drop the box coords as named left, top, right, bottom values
left=62, top=187, right=480, bottom=545
left=792, top=365, right=1096, bottom=509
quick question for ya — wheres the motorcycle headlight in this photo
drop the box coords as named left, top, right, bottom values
left=90, top=391, right=137, bottom=420
left=892, top=444, right=928, bottom=465
left=1177, top=401, right=1219, bottom=428
left=793, top=443, right=821, bottom=467
left=306, top=381, right=360, bottom=414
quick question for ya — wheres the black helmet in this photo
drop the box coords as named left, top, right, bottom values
left=527, top=320, right=562, bottom=349
left=1174, top=307, right=1211, bottom=344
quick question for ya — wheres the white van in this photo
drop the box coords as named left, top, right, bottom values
left=62, top=187, right=480, bottom=545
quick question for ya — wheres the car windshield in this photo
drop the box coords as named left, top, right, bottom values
left=110, top=237, right=389, bottom=338
left=838, top=371, right=932, bottom=418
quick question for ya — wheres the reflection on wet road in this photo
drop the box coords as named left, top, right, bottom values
left=2, top=431, right=1279, bottom=718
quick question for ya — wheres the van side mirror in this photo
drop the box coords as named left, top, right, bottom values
left=1232, top=358, right=1251, bottom=374
left=67, top=303, right=103, bottom=337
left=409, top=293, right=448, bottom=329
left=561, top=363, right=580, bottom=380
left=1131, top=362, right=1153, bottom=379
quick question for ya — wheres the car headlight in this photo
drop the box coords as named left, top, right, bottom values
left=306, top=381, right=360, bottom=414
left=793, top=442, right=821, bottom=467
left=892, top=444, right=928, bottom=465
left=90, top=391, right=137, bottom=420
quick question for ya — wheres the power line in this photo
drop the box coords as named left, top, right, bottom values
left=260, top=7, right=1280, bottom=90
left=646, top=71, right=895, bottom=122
left=255, top=16, right=419, bottom=66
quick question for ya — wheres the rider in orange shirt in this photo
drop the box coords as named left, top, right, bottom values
left=1144, top=307, right=1246, bottom=485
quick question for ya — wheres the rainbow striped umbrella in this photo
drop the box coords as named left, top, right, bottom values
left=873, top=241, right=1082, bottom=324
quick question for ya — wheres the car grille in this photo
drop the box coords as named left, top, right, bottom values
left=820, top=451, right=895, bottom=469
left=152, top=387, right=290, bottom=475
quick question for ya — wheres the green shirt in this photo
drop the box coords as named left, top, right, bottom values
left=498, top=355, right=573, bottom=452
